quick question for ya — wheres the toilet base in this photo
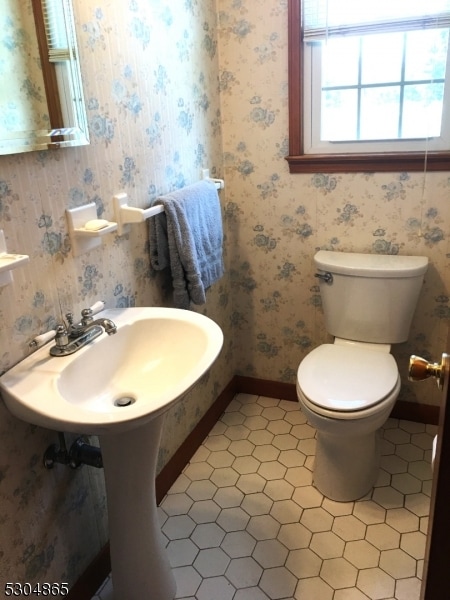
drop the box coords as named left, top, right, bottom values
left=313, top=429, right=381, bottom=502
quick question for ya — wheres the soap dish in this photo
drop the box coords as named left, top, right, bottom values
left=66, top=204, right=118, bottom=256
left=0, top=230, right=29, bottom=286
left=0, top=253, right=29, bottom=273
left=73, top=223, right=118, bottom=237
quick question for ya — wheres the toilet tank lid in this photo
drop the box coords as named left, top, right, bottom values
left=314, top=250, right=428, bottom=278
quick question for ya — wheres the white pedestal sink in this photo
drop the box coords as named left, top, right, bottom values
left=100, top=415, right=176, bottom=600
left=0, top=307, right=223, bottom=600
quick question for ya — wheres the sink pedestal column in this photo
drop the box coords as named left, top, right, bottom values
left=100, top=414, right=176, bottom=600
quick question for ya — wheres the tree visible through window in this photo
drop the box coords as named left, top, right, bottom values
left=287, top=0, right=450, bottom=172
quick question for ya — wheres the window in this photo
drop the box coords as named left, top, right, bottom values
left=287, top=0, right=450, bottom=172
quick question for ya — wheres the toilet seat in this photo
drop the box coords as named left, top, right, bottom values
left=297, top=344, right=399, bottom=413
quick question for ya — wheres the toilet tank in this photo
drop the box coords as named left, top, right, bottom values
left=314, top=251, right=428, bottom=344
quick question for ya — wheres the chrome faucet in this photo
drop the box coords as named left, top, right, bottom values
left=49, top=306, right=117, bottom=357
left=73, top=317, right=117, bottom=336
left=66, top=308, right=117, bottom=337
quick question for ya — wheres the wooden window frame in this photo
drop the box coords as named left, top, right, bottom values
left=31, top=0, right=64, bottom=130
left=286, top=0, right=450, bottom=173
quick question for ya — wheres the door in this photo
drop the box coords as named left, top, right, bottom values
left=415, top=344, right=450, bottom=599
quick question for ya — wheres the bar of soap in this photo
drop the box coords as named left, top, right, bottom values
left=84, top=219, right=110, bottom=231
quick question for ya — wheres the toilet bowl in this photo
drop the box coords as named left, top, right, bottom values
left=297, top=342, right=401, bottom=501
left=296, top=250, right=428, bottom=502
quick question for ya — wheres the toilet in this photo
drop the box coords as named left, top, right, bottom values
left=296, top=250, right=428, bottom=501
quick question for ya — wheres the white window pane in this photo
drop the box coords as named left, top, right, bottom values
left=322, top=38, right=360, bottom=87
left=402, top=83, right=445, bottom=137
left=360, top=87, right=400, bottom=139
left=405, top=29, right=449, bottom=81
left=361, top=33, right=404, bottom=85
left=321, top=89, right=358, bottom=140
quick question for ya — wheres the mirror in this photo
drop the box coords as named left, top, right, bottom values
left=0, top=0, right=89, bottom=155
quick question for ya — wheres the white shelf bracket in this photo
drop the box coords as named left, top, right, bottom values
left=113, top=193, right=164, bottom=236
left=114, top=169, right=224, bottom=237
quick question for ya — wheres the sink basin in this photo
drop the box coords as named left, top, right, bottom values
left=1, top=306, right=223, bottom=600
left=0, top=307, right=223, bottom=434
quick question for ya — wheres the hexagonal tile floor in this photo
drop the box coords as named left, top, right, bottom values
left=92, top=393, right=436, bottom=600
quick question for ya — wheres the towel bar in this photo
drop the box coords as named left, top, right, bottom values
left=113, top=174, right=224, bottom=236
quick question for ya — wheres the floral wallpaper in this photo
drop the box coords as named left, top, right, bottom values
left=0, top=0, right=232, bottom=589
left=218, top=0, right=449, bottom=404
left=0, top=0, right=448, bottom=591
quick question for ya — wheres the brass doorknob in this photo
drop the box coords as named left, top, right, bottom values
left=408, top=354, right=449, bottom=390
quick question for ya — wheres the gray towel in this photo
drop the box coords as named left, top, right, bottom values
left=149, top=180, right=224, bottom=309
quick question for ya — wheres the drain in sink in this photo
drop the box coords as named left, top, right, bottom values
left=114, top=396, right=136, bottom=407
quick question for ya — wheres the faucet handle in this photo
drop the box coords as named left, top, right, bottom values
left=89, top=300, right=105, bottom=315
left=81, top=308, right=93, bottom=326
left=65, top=312, right=74, bottom=325
left=81, top=300, right=105, bottom=325
left=54, top=324, right=69, bottom=348
left=29, top=330, right=56, bottom=349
